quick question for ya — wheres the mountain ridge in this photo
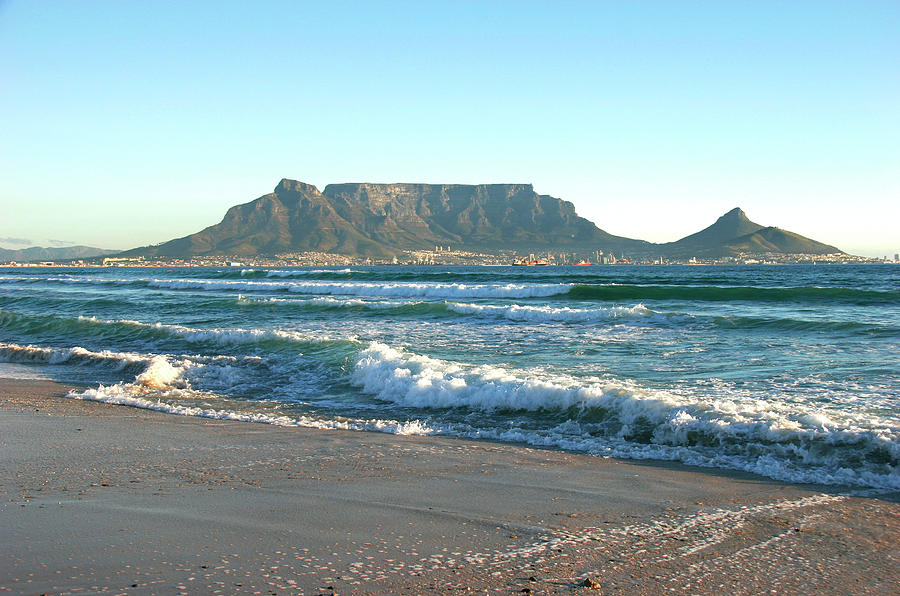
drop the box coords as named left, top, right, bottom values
left=122, top=179, right=843, bottom=258
left=0, top=245, right=115, bottom=262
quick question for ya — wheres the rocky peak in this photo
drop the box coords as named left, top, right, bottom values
left=719, top=207, right=749, bottom=221
left=275, top=179, right=320, bottom=195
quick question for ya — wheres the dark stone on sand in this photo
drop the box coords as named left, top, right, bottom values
left=581, top=577, right=602, bottom=590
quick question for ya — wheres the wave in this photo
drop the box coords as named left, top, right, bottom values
left=235, top=296, right=658, bottom=324
left=349, top=343, right=900, bottom=489
left=70, top=384, right=433, bottom=435
left=238, top=296, right=894, bottom=332
left=238, top=268, right=355, bottom=278
left=3, top=294, right=891, bottom=349
left=567, top=284, right=899, bottom=305
left=6, top=271, right=895, bottom=306
left=0, top=337, right=430, bottom=436
left=237, top=295, right=426, bottom=312
left=162, top=266, right=878, bottom=289
left=149, top=278, right=572, bottom=299
left=0, top=341, right=151, bottom=373
left=445, top=302, right=657, bottom=323
left=5, top=331, right=897, bottom=489
left=0, top=340, right=275, bottom=389
left=0, top=310, right=363, bottom=362
left=713, top=314, right=898, bottom=334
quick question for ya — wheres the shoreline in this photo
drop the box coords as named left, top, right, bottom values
left=2, top=376, right=898, bottom=594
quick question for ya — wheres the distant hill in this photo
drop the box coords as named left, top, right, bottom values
left=122, top=179, right=843, bottom=259
left=661, top=208, right=841, bottom=257
left=0, top=245, right=114, bottom=262
left=125, top=179, right=650, bottom=258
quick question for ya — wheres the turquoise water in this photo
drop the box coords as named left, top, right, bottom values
left=1, top=265, right=897, bottom=489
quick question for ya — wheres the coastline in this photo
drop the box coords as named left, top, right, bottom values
left=2, top=377, right=898, bottom=594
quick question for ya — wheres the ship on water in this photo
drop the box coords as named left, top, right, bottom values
left=512, top=253, right=552, bottom=266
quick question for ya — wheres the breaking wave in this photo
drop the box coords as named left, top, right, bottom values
left=349, top=343, right=900, bottom=489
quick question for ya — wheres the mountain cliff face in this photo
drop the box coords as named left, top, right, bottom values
left=131, top=179, right=649, bottom=257
left=125, top=180, right=843, bottom=258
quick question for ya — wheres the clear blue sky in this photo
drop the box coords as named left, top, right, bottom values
left=1, top=1, right=897, bottom=256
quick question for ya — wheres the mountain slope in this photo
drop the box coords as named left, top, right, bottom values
left=723, top=227, right=841, bottom=255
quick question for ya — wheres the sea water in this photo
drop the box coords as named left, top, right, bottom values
left=1, top=265, right=897, bottom=490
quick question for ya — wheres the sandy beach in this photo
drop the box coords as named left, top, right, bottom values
left=2, top=377, right=898, bottom=595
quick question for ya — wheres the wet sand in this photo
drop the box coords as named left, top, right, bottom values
left=1, top=377, right=898, bottom=594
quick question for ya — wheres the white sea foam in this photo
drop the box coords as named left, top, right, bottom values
left=148, top=278, right=571, bottom=299
left=238, top=295, right=411, bottom=310
left=135, top=355, right=187, bottom=389
left=74, top=315, right=356, bottom=348
left=445, top=302, right=654, bottom=323
left=68, top=383, right=433, bottom=436
left=264, top=269, right=354, bottom=277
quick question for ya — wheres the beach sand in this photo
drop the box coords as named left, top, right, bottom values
left=1, top=377, right=898, bottom=595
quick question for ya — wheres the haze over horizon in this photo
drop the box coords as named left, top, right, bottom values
left=1, top=1, right=897, bottom=257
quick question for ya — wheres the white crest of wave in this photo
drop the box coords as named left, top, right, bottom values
left=351, top=342, right=675, bottom=417
left=148, top=278, right=571, bottom=299
left=242, top=296, right=409, bottom=309
left=445, top=302, right=654, bottom=323
left=349, top=343, right=900, bottom=462
left=0, top=340, right=263, bottom=394
left=0, top=341, right=149, bottom=369
left=74, top=315, right=354, bottom=347
left=264, top=269, right=354, bottom=277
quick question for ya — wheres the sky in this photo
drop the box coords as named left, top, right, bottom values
left=1, top=1, right=897, bottom=256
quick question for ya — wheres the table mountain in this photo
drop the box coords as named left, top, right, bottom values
left=127, top=179, right=649, bottom=258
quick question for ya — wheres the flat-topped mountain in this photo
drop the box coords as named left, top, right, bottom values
left=127, top=179, right=649, bottom=258
left=123, top=179, right=843, bottom=259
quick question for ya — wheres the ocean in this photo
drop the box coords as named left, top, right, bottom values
left=1, top=264, right=897, bottom=490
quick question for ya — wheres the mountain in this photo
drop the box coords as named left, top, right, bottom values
left=0, top=245, right=114, bottom=262
left=662, top=208, right=841, bottom=257
left=669, top=208, right=764, bottom=249
left=122, top=179, right=843, bottom=259
left=127, top=179, right=650, bottom=258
